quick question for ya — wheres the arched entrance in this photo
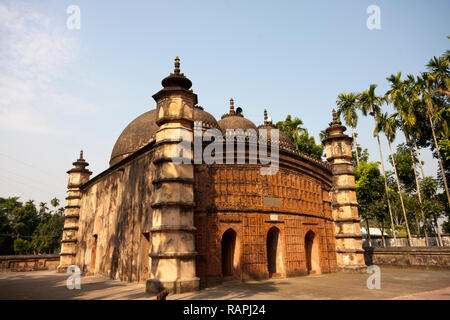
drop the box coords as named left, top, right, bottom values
left=221, top=229, right=236, bottom=277
left=266, top=226, right=285, bottom=278
left=305, top=230, right=321, bottom=275
left=266, top=227, right=279, bottom=275
left=140, top=232, right=150, bottom=283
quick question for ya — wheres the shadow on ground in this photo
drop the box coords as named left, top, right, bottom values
left=1, top=267, right=450, bottom=300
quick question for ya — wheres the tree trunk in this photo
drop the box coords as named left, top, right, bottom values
left=352, top=127, right=360, bottom=167
left=434, top=216, right=443, bottom=247
left=412, top=138, right=430, bottom=246
left=380, top=220, right=386, bottom=247
left=405, top=133, right=429, bottom=246
left=388, top=141, right=412, bottom=246
left=413, top=139, right=426, bottom=179
left=393, top=204, right=399, bottom=226
left=414, top=215, right=420, bottom=236
left=377, top=134, right=396, bottom=240
left=366, top=219, right=372, bottom=247
left=429, top=116, right=450, bottom=207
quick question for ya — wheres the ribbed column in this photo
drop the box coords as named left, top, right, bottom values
left=57, top=151, right=91, bottom=273
left=322, top=110, right=366, bottom=272
left=146, top=57, right=199, bottom=294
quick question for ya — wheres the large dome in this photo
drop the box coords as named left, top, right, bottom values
left=110, top=106, right=219, bottom=166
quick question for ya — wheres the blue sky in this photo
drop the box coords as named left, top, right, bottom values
left=0, top=0, right=449, bottom=205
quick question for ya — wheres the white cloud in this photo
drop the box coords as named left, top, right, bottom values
left=0, top=1, right=89, bottom=135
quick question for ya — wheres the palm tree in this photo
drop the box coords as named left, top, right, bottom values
left=426, top=56, right=450, bottom=96
left=336, top=92, right=361, bottom=166
left=276, top=115, right=306, bottom=148
left=319, top=129, right=329, bottom=141
left=375, top=112, right=398, bottom=241
left=384, top=75, right=413, bottom=246
left=50, top=198, right=60, bottom=215
left=405, top=74, right=428, bottom=178
left=358, top=84, right=398, bottom=244
left=401, top=76, right=430, bottom=246
left=417, top=71, right=450, bottom=207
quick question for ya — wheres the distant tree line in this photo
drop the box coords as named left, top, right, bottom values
left=276, top=40, right=449, bottom=246
left=0, top=197, right=64, bottom=255
left=334, top=41, right=450, bottom=246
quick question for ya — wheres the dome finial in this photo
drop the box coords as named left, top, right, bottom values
left=79, top=150, right=84, bottom=160
left=329, top=108, right=342, bottom=126
left=229, top=98, right=235, bottom=114
left=174, top=56, right=180, bottom=75
left=264, top=109, right=268, bottom=122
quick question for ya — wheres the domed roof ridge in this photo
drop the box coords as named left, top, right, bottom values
left=256, top=109, right=295, bottom=151
left=217, top=98, right=257, bottom=133
left=110, top=106, right=219, bottom=166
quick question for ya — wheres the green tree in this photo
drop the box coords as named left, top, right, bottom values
left=388, top=143, right=416, bottom=192
left=276, top=115, right=324, bottom=159
left=400, top=76, right=430, bottom=245
left=438, top=139, right=450, bottom=161
left=0, top=196, right=65, bottom=255
left=420, top=177, right=446, bottom=246
left=355, top=161, right=390, bottom=246
left=377, top=113, right=407, bottom=227
left=352, top=144, right=369, bottom=168
left=295, top=131, right=324, bottom=159
left=32, top=208, right=64, bottom=254
left=426, top=55, right=450, bottom=96
left=10, top=200, right=39, bottom=240
left=417, top=70, right=450, bottom=206
left=336, top=92, right=361, bottom=165
left=359, top=84, right=396, bottom=241
left=13, top=238, right=31, bottom=254
left=0, top=198, right=16, bottom=254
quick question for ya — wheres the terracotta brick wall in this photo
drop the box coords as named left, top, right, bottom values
left=194, top=163, right=336, bottom=287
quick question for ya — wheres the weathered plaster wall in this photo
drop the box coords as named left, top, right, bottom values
left=76, top=149, right=155, bottom=282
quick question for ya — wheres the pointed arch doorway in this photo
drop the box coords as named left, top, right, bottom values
left=305, top=230, right=321, bottom=275
left=221, top=229, right=237, bottom=278
left=266, top=226, right=285, bottom=278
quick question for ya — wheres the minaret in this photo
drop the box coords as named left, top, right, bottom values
left=146, top=57, right=199, bottom=293
left=322, top=110, right=366, bottom=272
left=57, top=150, right=92, bottom=272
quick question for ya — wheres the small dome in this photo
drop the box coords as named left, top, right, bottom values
left=110, top=107, right=219, bottom=166
left=194, top=106, right=220, bottom=130
left=217, top=98, right=257, bottom=135
left=257, top=109, right=295, bottom=150
left=257, top=124, right=295, bottom=150
left=218, top=116, right=258, bottom=133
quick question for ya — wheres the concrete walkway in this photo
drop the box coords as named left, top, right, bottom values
left=0, top=267, right=449, bottom=300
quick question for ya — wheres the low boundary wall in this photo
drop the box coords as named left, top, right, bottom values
left=364, top=247, right=450, bottom=270
left=0, top=254, right=60, bottom=272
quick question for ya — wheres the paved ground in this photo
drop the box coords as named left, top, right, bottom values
left=0, top=267, right=449, bottom=300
